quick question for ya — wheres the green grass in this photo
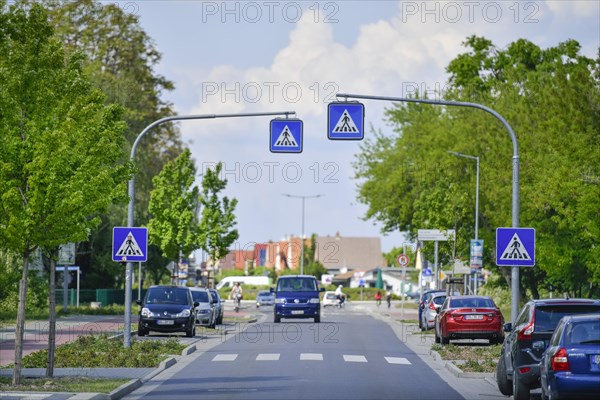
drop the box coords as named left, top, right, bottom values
left=3, top=334, right=186, bottom=369
left=431, top=343, right=501, bottom=373
left=0, top=376, right=129, bottom=393
left=0, top=304, right=132, bottom=323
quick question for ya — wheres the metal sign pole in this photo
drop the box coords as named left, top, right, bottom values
left=124, top=111, right=296, bottom=348
left=337, top=93, right=520, bottom=322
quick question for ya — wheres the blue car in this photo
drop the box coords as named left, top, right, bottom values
left=540, top=314, right=600, bottom=400
left=273, top=275, right=324, bottom=323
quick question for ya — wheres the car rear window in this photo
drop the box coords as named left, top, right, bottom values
left=535, top=305, right=600, bottom=332
left=433, top=296, right=446, bottom=305
left=450, top=298, right=495, bottom=308
left=566, top=320, right=600, bottom=345
left=191, top=291, right=209, bottom=303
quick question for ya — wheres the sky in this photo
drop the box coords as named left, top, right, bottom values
left=124, top=0, right=599, bottom=255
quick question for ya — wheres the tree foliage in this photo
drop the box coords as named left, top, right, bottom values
left=354, top=36, right=600, bottom=298
left=148, top=149, right=202, bottom=267
left=199, top=163, right=240, bottom=268
left=0, top=1, right=130, bottom=383
left=42, top=0, right=184, bottom=287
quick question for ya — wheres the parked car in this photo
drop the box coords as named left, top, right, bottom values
left=322, top=291, right=338, bottom=307
left=540, top=314, right=600, bottom=400
left=273, top=275, right=324, bottom=323
left=136, top=285, right=198, bottom=337
left=256, top=290, right=275, bottom=307
left=434, top=295, right=504, bottom=345
left=208, top=288, right=224, bottom=325
left=418, top=289, right=445, bottom=330
left=190, top=287, right=216, bottom=328
left=496, top=298, right=600, bottom=400
left=421, top=292, right=447, bottom=330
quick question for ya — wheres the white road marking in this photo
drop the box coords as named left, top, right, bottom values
left=385, top=357, right=411, bottom=365
left=343, top=355, right=368, bottom=363
left=256, top=353, right=280, bottom=361
left=300, top=353, right=323, bottom=361
left=212, top=354, right=238, bottom=361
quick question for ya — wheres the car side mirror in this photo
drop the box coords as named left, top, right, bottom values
left=194, top=301, right=199, bottom=307
left=270, top=287, right=275, bottom=293
left=503, top=323, right=512, bottom=332
left=319, top=287, right=325, bottom=292
left=135, top=300, right=142, bottom=306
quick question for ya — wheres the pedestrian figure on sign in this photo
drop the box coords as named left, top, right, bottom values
left=375, top=291, right=382, bottom=306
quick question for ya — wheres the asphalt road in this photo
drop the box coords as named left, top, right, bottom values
left=124, top=305, right=465, bottom=400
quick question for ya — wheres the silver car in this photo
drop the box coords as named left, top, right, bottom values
left=190, top=288, right=216, bottom=328
left=421, top=292, right=447, bottom=330
left=256, top=290, right=275, bottom=307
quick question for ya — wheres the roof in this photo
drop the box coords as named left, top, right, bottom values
left=315, top=234, right=384, bottom=269
left=528, top=298, right=600, bottom=305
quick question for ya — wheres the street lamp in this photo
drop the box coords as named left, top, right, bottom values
left=448, top=150, right=480, bottom=294
left=281, top=194, right=324, bottom=275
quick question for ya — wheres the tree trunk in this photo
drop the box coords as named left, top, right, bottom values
left=46, top=256, right=57, bottom=378
left=12, top=254, right=29, bottom=385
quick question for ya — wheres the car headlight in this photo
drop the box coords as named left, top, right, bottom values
left=309, top=298, right=320, bottom=303
left=175, top=309, right=191, bottom=318
left=141, top=307, right=153, bottom=317
left=275, top=298, right=286, bottom=304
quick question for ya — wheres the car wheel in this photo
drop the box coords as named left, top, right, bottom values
left=496, top=355, right=513, bottom=396
left=137, top=324, right=148, bottom=337
left=314, top=315, right=320, bottom=323
left=441, top=334, right=450, bottom=345
left=186, top=323, right=195, bottom=338
left=274, top=315, right=281, bottom=323
left=434, top=326, right=441, bottom=343
left=513, top=370, right=530, bottom=400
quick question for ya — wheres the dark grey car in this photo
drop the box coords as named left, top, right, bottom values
left=209, top=288, right=224, bottom=325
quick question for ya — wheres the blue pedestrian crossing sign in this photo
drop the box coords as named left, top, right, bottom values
left=112, top=227, right=148, bottom=262
left=496, top=227, right=535, bottom=267
left=328, top=102, right=365, bottom=140
left=270, top=118, right=303, bottom=153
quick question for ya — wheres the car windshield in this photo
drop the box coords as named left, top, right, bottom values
left=258, top=291, right=271, bottom=297
left=450, top=298, right=494, bottom=308
left=535, top=305, right=600, bottom=332
left=145, top=287, right=189, bottom=305
left=191, top=291, right=209, bottom=303
left=277, top=278, right=317, bottom=291
left=567, top=320, right=600, bottom=345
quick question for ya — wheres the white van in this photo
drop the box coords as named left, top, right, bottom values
left=215, top=276, right=270, bottom=290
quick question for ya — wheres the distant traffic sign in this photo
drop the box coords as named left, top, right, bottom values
left=112, top=227, right=148, bottom=262
left=270, top=118, right=303, bottom=153
left=327, top=102, right=365, bottom=140
left=496, top=228, right=535, bottom=267
left=397, top=254, right=409, bottom=267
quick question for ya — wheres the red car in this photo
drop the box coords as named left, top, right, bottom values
left=435, top=295, right=504, bottom=345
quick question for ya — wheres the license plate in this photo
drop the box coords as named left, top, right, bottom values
left=157, top=319, right=174, bottom=325
left=465, top=314, right=484, bottom=320
left=291, top=310, right=304, bottom=315
left=594, top=355, right=600, bottom=365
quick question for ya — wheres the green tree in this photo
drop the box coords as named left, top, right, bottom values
left=354, top=36, right=600, bottom=299
left=147, top=149, right=202, bottom=282
left=43, top=0, right=184, bottom=288
left=199, top=163, right=240, bottom=278
left=0, top=2, right=130, bottom=383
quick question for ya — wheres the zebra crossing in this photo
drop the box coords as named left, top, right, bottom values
left=210, top=353, right=412, bottom=365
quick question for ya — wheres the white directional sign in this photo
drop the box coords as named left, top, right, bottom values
left=418, top=229, right=455, bottom=241
left=328, top=102, right=365, bottom=140
left=270, top=118, right=303, bottom=153
left=496, top=228, right=535, bottom=267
